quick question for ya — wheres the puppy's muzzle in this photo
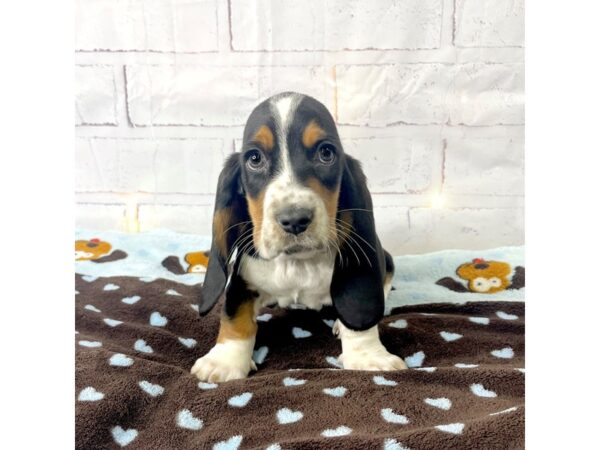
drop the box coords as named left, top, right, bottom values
left=276, top=206, right=314, bottom=235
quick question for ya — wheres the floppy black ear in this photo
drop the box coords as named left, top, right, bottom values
left=331, top=155, right=387, bottom=330
left=199, top=154, right=250, bottom=315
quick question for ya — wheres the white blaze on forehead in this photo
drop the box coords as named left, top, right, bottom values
left=271, top=94, right=301, bottom=181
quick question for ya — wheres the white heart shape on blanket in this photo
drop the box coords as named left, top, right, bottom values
left=323, top=386, right=347, bottom=397
left=384, top=438, right=410, bottom=450
left=405, top=351, right=425, bottom=368
left=103, top=283, right=120, bottom=291
left=381, top=408, right=409, bottom=424
left=111, top=426, right=138, bottom=447
left=322, top=319, right=335, bottom=328
left=496, top=311, right=519, bottom=320
left=292, top=327, right=312, bottom=338
left=265, top=445, right=282, bottom=450
left=190, top=304, right=199, bottom=312
left=178, top=337, right=197, bottom=349
left=388, top=319, right=407, bottom=329
left=276, top=408, right=303, bottom=424
left=213, top=435, right=242, bottom=450
left=78, top=387, right=104, bottom=402
left=470, top=383, right=497, bottom=398
left=110, top=353, right=133, bottom=367
left=228, top=392, right=253, bottom=407
left=435, top=423, right=464, bottom=435
left=283, top=377, right=306, bottom=387
left=491, top=347, right=514, bottom=359
left=490, top=406, right=518, bottom=416
left=326, top=356, right=343, bottom=369
left=516, top=368, right=525, bottom=373
left=122, top=295, right=141, bottom=305
left=455, top=363, right=478, bottom=368
left=321, top=425, right=352, bottom=437
left=257, top=313, right=272, bottom=322
left=140, top=277, right=156, bottom=283
left=149, top=312, right=168, bottom=327
left=440, top=331, right=463, bottom=342
left=79, top=340, right=102, bottom=348
left=425, top=397, right=452, bottom=410
left=134, top=339, right=153, bottom=354
left=197, top=381, right=218, bottom=390
left=104, top=318, right=123, bottom=327
left=166, top=289, right=181, bottom=296
left=176, top=409, right=203, bottom=430
left=469, top=317, right=490, bottom=325
left=253, top=346, right=269, bottom=365
left=373, top=375, right=397, bottom=386
left=84, top=304, right=101, bottom=313
left=81, top=275, right=97, bottom=282
left=138, top=380, right=164, bottom=397
left=415, top=367, right=436, bottom=373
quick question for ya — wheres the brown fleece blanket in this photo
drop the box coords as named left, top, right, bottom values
left=75, top=274, right=524, bottom=450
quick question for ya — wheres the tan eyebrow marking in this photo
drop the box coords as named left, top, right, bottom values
left=302, top=120, right=326, bottom=149
left=252, top=125, right=274, bottom=151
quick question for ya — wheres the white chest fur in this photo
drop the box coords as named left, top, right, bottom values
left=239, top=252, right=335, bottom=310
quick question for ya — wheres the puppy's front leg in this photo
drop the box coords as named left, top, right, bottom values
left=191, top=300, right=257, bottom=382
left=334, top=320, right=407, bottom=371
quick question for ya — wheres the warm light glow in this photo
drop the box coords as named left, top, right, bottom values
left=430, top=192, right=445, bottom=209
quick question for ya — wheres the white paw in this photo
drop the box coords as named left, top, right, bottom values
left=340, top=348, right=408, bottom=371
left=190, top=341, right=256, bottom=383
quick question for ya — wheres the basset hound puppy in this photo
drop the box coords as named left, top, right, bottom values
left=191, top=92, right=407, bottom=382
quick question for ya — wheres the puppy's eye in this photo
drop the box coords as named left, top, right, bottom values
left=317, top=143, right=336, bottom=165
left=246, top=149, right=265, bottom=171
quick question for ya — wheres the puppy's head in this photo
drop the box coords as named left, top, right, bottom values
left=201, top=93, right=385, bottom=330
left=240, top=92, right=343, bottom=259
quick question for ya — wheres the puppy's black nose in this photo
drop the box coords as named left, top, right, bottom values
left=276, top=207, right=313, bottom=235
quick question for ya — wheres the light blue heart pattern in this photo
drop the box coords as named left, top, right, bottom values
left=470, top=383, right=497, bottom=398
left=78, top=340, right=102, bottom=348
left=84, top=304, right=101, bottom=313
left=228, top=392, right=253, bottom=407
left=405, top=351, right=425, bottom=367
left=321, top=426, right=352, bottom=437
left=381, top=408, right=409, bottom=424
left=292, top=327, right=312, bottom=338
left=435, top=423, right=465, bottom=435
left=373, top=375, right=397, bottom=386
left=323, top=386, right=347, bottom=397
left=178, top=337, right=197, bottom=349
left=282, top=377, right=306, bottom=387
left=111, top=426, right=138, bottom=447
left=424, top=397, right=452, bottom=410
left=138, top=380, right=164, bottom=397
left=122, top=295, right=141, bottom=305
left=253, top=346, right=269, bottom=364
left=103, top=283, right=120, bottom=291
left=491, top=347, right=514, bottom=359
left=176, top=409, right=203, bottom=430
left=388, top=319, right=407, bottom=329
left=78, top=387, right=104, bottom=402
left=149, top=312, right=168, bottom=327
left=440, top=331, right=463, bottom=342
left=198, top=382, right=218, bottom=390
left=276, top=408, right=303, bottom=424
left=325, top=356, right=343, bottom=369
left=109, top=353, right=134, bottom=367
left=213, top=435, right=243, bottom=450
left=134, top=339, right=153, bottom=354
left=104, top=318, right=123, bottom=327
left=384, top=438, right=410, bottom=450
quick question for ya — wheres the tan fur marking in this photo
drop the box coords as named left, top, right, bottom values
left=306, top=177, right=340, bottom=241
left=302, top=120, right=326, bottom=149
left=246, top=192, right=265, bottom=251
left=217, top=300, right=257, bottom=343
left=252, top=125, right=274, bottom=151
left=213, top=208, right=232, bottom=257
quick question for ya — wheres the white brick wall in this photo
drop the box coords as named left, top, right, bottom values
left=75, top=0, right=524, bottom=255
